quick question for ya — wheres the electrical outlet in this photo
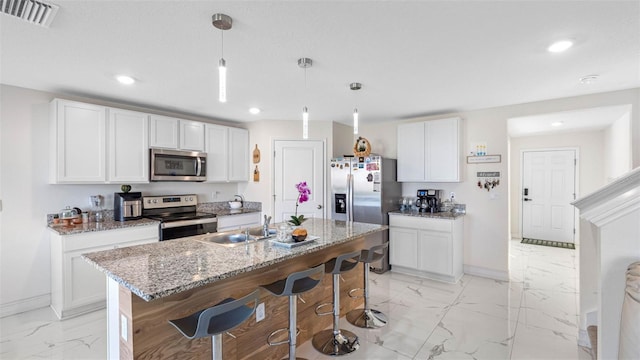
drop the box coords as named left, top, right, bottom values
left=120, top=314, right=128, bottom=341
left=256, top=302, right=265, bottom=322
left=450, top=192, right=456, bottom=199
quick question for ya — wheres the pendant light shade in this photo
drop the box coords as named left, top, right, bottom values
left=350, top=82, right=362, bottom=135
left=302, top=106, right=309, bottom=139
left=212, top=13, right=232, bottom=103
left=298, top=58, right=312, bottom=140
left=353, top=108, right=359, bottom=135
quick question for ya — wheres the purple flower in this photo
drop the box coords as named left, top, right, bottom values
left=290, top=181, right=312, bottom=225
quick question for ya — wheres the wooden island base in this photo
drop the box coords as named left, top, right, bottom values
left=114, top=237, right=365, bottom=359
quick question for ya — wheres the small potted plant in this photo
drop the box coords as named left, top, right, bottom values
left=288, top=181, right=311, bottom=227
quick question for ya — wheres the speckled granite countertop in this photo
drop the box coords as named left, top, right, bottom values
left=48, top=202, right=262, bottom=235
left=48, top=217, right=160, bottom=236
left=389, top=210, right=465, bottom=219
left=82, top=218, right=386, bottom=302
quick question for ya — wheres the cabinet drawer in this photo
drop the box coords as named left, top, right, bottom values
left=389, top=215, right=452, bottom=232
left=217, top=212, right=261, bottom=230
left=63, top=225, right=158, bottom=251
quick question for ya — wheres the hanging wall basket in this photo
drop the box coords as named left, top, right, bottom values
left=353, top=136, right=371, bottom=157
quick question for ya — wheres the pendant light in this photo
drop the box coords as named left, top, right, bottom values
left=298, top=58, right=312, bottom=139
left=350, top=82, right=362, bottom=134
left=212, top=13, right=232, bottom=103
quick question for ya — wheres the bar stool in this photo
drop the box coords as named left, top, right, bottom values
left=168, top=289, right=260, bottom=360
left=312, top=250, right=361, bottom=356
left=346, top=242, right=389, bottom=328
left=261, top=264, right=324, bottom=360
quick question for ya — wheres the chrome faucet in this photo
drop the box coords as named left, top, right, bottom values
left=263, top=214, right=272, bottom=237
left=234, top=194, right=244, bottom=207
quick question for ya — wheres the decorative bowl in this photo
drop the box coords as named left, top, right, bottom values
left=229, top=201, right=242, bottom=209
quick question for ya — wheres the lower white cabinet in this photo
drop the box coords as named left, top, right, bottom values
left=389, top=214, right=463, bottom=283
left=217, top=212, right=261, bottom=232
left=50, top=225, right=158, bottom=319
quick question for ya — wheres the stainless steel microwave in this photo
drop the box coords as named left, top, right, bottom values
left=150, top=148, right=207, bottom=182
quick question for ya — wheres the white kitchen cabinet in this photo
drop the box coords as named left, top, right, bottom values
left=228, top=127, right=250, bottom=181
left=149, top=115, right=179, bottom=149
left=397, top=117, right=461, bottom=182
left=180, top=119, right=205, bottom=151
left=107, top=108, right=149, bottom=183
left=149, top=115, right=205, bottom=151
left=50, top=225, right=158, bottom=319
left=389, top=226, right=419, bottom=268
left=389, top=214, right=463, bottom=283
left=49, top=99, right=107, bottom=183
left=205, top=124, right=249, bottom=182
left=217, top=212, right=261, bottom=232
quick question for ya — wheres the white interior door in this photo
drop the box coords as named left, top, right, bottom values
left=522, top=150, right=576, bottom=242
left=274, top=140, right=325, bottom=223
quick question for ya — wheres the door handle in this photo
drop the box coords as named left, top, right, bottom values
left=524, top=198, right=532, bottom=201
left=317, top=205, right=322, bottom=209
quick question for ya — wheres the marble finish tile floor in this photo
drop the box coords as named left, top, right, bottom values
left=0, top=240, right=592, bottom=359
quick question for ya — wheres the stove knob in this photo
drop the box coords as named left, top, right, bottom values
left=189, top=197, right=194, bottom=201
left=152, top=199, right=157, bottom=204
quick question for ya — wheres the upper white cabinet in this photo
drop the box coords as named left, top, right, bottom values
left=180, top=120, right=205, bottom=151
left=149, top=115, right=205, bottom=151
left=149, top=115, right=179, bottom=149
left=228, top=127, right=250, bottom=181
left=107, top=108, right=149, bottom=183
left=50, top=99, right=107, bottom=183
left=50, top=99, right=150, bottom=184
left=205, top=124, right=249, bottom=182
left=397, top=117, right=461, bottom=182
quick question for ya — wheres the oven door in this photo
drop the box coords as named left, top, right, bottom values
left=160, top=218, right=218, bottom=241
left=150, top=148, right=207, bottom=182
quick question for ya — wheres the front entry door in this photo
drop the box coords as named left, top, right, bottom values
left=274, top=140, right=325, bottom=223
left=522, top=150, right=576, bottom=243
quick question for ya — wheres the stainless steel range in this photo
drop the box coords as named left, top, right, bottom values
left=142, top=194, right=217, bottom=241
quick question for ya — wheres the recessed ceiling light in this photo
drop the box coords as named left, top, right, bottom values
left=547, top=40, right=573, bottom=53
left=551, top=121, right=564, bottom=127
left=249, top=107, right=261, bottom=115
left=580, top=75, right=599, bottom=84
left=116, top=75, right=135, bottom=85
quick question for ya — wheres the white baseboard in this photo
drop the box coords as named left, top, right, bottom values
left=464, top=265, right=509, bottom=281
left=578, top=328, right=592, bottom=348
left=0, top=294, right=51, bottom=318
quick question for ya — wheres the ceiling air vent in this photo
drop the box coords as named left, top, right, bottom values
left=1, top=0, right=59, bottom=27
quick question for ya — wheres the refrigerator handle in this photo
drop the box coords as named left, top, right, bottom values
left=347, top=174, right=354, bottom=222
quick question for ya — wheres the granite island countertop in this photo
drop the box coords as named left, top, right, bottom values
left=389, top=210, right=465, bottom=219
left=82, top=218, right=386, bottom=302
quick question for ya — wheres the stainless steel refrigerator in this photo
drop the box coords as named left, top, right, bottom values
left=330, top=155, right=401, bottom=273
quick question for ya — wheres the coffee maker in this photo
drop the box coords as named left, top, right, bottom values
left=114, top=192, right=143, bottom=221
left=416, top=189, right=441, bottom=213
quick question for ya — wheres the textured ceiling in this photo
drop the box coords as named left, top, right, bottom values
left=1, top=1, right=639, bottom=130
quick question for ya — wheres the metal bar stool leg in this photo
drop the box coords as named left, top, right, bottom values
left=312, top=251, right=360, bottom=356
left=347, top=243, right=388, bottom=329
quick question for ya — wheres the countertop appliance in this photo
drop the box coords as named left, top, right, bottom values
left=150, top=148, right=207, bottom=182
left=416, top=189, right=442, bottom=213
left=330, top=155, right=401, bottom=273
left=142, top=194, right=217, bottom=241
left=114, top=192, right=142, bottom=221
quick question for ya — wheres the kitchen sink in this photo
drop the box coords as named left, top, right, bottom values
left=197, top=227, right=276, bottom=248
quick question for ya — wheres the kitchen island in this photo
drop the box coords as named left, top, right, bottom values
left=83, top=218, right=386, bottom=359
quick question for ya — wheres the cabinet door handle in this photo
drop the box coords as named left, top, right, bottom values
left=524, top=198, right=532, bottom=201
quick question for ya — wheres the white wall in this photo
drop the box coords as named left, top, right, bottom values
left=332, top=122, right=355, bottom=158
left=0, top=85, right=241, bottom=314
left=603, top=110, right=632, bottom=182
left=360, top=88, right=640, bottom=281
left=509, top=130, right=605, bottom=239
left=238, top=119, right=334, bottom=221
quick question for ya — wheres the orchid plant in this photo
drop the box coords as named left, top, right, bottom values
left=289, top=181, right=311, bottom=226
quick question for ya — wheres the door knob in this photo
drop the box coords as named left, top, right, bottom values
left=317, top=205, right=322, bottom=209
